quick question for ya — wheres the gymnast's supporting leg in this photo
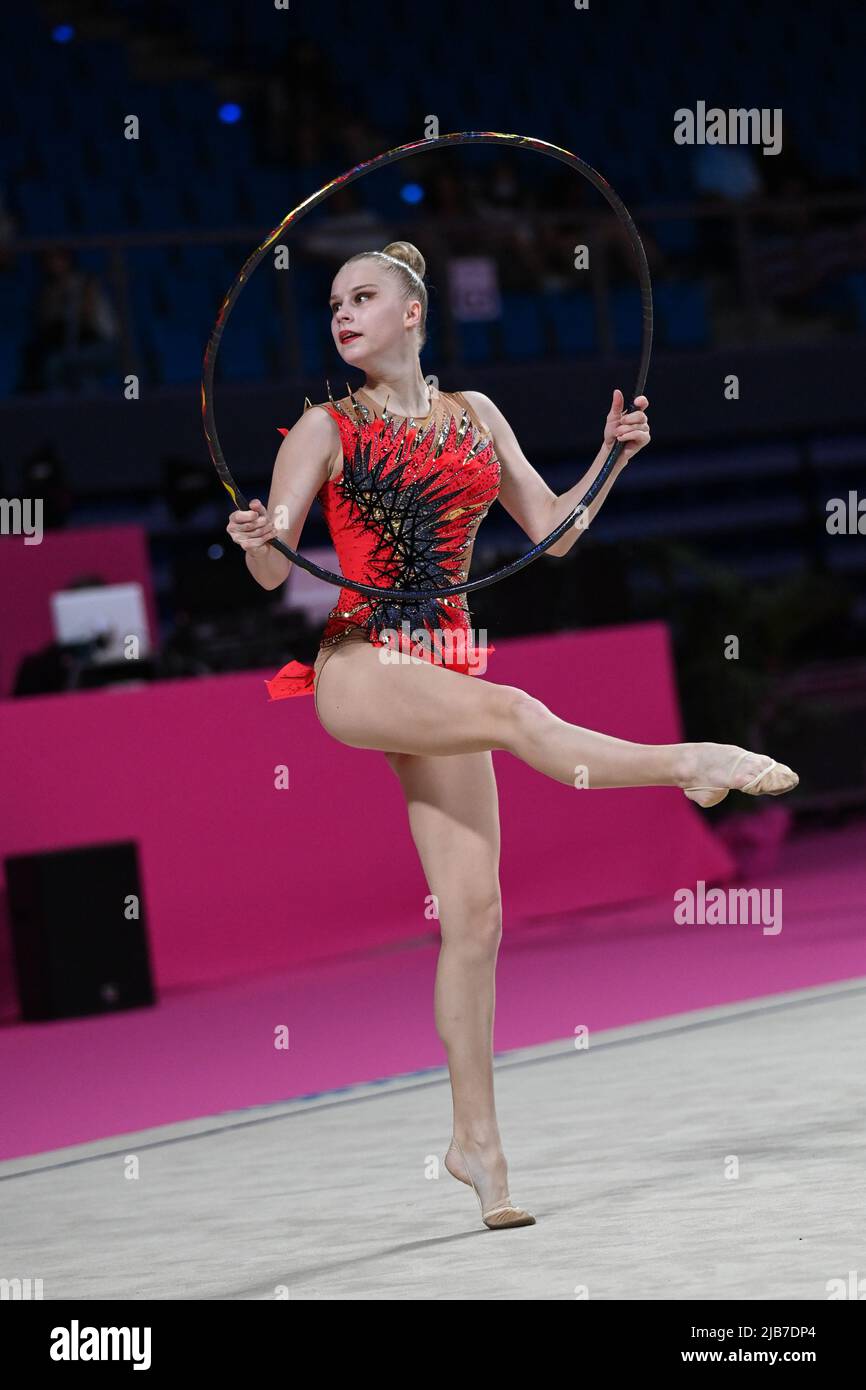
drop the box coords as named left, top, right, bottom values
left=383, top=746, right=520, bottom=1219
left=314, top=642, right=797, bottom=798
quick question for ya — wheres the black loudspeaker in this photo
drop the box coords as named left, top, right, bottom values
left=4, top=841, right=156, bottom=1022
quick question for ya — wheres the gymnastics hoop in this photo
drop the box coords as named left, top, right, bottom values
left=202, top=131, right=652, bottom=602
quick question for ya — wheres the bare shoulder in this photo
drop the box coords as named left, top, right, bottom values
left=278, top=402, right=343, bottom=481
left=281, top=402, right=342, bottom=449
left=297, top=400, right=342, bottom=436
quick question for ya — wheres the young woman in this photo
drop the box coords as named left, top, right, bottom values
left=227, top=241, right=798, bottom=1230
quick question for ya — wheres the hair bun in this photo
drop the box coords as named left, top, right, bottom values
left=382, top=240, right=426, bottom=280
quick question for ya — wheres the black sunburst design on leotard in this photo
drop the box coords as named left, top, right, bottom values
left=324, top=387, right=500, bottom=639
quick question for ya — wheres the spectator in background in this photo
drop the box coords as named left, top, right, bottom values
left=418, top=169, right=481, bottom=266
left=475, top=156, right=542, bottom=291
left=335, top=114, right=386, bottom=165
left=690, top=144, right=765, bottom=202
left=536, top=166, right=663, bottom=290
left=687, top=145, right=765, bottom=280
left=18, top=247, right=119, bottom=393
left=298, top=184, right=391, bottom=263
left=476, top=157, right=533, bottom=222
left=256, top=38, right=341, bottom=165
left=427, top=169, right=467, bottom=220
left=745, top=136, right=859, bottom=329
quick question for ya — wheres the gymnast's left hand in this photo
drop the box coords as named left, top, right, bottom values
left=604, top=389, right=651, bottom=460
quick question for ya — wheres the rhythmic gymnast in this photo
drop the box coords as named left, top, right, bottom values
left=226, top=240, right=798, bottom=1229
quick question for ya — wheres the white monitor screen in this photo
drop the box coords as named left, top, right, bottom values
left=50, top=583, right=151, bottom=664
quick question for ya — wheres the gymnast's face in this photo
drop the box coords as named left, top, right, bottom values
left=329, top=260, right=419, bottom=365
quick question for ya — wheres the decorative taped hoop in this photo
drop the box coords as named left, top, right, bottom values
left=202, top=131, right=652, bottom=601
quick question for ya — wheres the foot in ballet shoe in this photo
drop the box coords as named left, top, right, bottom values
left=683, top=745, right=799, bottom=809
left=450, top=1137, right=536, bottom=1230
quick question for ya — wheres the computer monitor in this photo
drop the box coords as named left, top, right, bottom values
left=50, top=583, right=151, bottom=665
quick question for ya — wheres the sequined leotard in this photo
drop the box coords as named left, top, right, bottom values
left=264, top=383, right=501, bottom=700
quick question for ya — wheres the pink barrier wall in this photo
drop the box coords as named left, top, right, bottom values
left=0, top=623, right=735, bottom=1007
left=0, top=525, right=158, bottom=698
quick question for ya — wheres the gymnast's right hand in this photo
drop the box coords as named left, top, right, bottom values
left=226, top=498, right=277, bottom=550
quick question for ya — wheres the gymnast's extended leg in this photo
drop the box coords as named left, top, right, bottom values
left=313, top=641, right=798, bottom=798
left=382, top=746, right=523, bottom=1218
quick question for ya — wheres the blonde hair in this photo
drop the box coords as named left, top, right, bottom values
left=343, top=241, right=428, bottom=350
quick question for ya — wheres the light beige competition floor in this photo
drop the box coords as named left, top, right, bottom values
left=2, top=980, right=863, bottom=1300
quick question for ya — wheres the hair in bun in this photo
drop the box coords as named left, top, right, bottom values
left=343, top=241, right=428, bottom=350
left=380, top=240, right=426, bottom=280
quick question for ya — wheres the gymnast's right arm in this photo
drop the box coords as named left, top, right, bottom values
left=226, top=407, right=339, bottom=591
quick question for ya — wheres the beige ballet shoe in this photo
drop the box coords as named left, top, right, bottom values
left=684, top=749, right=799, bottom=809
left=450, top=1137, right=536, bottom=1230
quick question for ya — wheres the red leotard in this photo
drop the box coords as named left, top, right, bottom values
left=264, top=383, right=501, bottom=700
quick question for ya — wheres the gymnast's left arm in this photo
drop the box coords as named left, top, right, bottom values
left=465, top=389, right=650, bottom=558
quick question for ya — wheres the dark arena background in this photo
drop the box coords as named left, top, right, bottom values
left=1, top=0, right=865, bottom=1343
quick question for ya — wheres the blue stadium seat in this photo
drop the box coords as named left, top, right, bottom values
left=154, top=270, right=221, bottom=330
left=128, top=246, right=173, bottom=283
left=215, top=322, right=268, bottom=381
left=202, top=119, right=253, bottom=171
left=190, top=8, right=233, bottom=60
left=297, top=310, right=327, bottom=373
left=186, top=172, right=243, bottom=227
left=610, top=285, right=645, bottom=353
left=141, top=127, right=199, bottom=179
left=150, top=320, right=205, bottom=384
left=421, top=313, right=441, bottom=362
left=45, top=134, right=87, bottom=183
left=129, top=179, right=185, bottom=230
left=16, top=181, right=71, bottom=235
left=547, top=291, right=597, bottom=356
left=67, top=38, right=131, bottom=89
left=501, top=292, right=546, bottom=360
left=655, top=279, right=709, bottom=349
left=456, top=320, right=493, bottom=365
left=5, top=0, right=856, bottom=402
left=240, top=167, right=303, bottom=221
left=76, top=250, right=110, bottom=275
left=814, top=137, right=859, bottom=179
left=69, top=182, right=129, bottom=234
left=804, top=281, right=851, bottom=318
left=652, top=218, right=698, bottom=257
left=296, top=262, right=334, bottom=312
